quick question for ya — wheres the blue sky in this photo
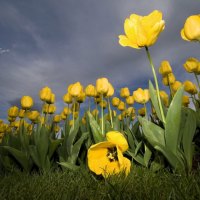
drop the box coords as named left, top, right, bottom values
left=0, top=0, right=199, bottom=120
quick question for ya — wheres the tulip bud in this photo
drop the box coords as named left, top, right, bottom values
left=159, top=90, right=169, bottom=107
left=63, top=93, right=72, bottom=104
left=46, top=93, right=55, bottom=104
left=77, top=91, right=86, bottom=103
left=106, top=82, right=115, bottom=97
left=159, top=60, right=173, bottom=76
left=69, top=82, right=83, bottom=98
left=181, top=15, right=200, bottom=42
left=183, top=57, right=200, bottom=74
left=171, top=81, right=182, bottom=93
left=117, top=101, right=125, bottom=111
left=53, top=115, right=61, bottom=123
left=182, top=95, right=190, bottom=107
left=85, top=84, right=96, bottom=97
left=39, top=86, right=52, bottom=102
left=162, top=73, right=176, bottom=86
left=99, top=100, right=107, bottom=109
left=8, top=106, right=19, bottom=118
left=126, top=96, right=134, bottom=105
left=48, top=104, right=56, bottom=114
left=96, top=77, right=109, bottom=96
left=133, top=88, right=150, bottom=104
left=63, top=107, right=71, bottom=116
left=120, top=87, right=130, bottom=98
left=21, top=96, right=33, bottom=110
left=184, top=80, right=198, bottom=95
left=27, top=110, right=40, bottom=122
left=138, top=107, right=146, bottom=116
left=112, top=97, right=120, bottom=107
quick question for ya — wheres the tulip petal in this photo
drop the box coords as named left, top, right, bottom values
left=118, top=35, right=140, bottom=49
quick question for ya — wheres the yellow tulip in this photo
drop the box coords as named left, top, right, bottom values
left=120, top=87, right=130, bottom=98
left=63, top=93, right=72, bottom=104
left=87, top=131, right=131, bottom=177
left=184, top=81, right=198, bottom=95
left=171, top=81, right=182, bottom=93
left=159, top=90, right=169, bottom=107
left=117, top=101, right=125, bottom=111
left=99, top=100, right=107, bottom=109
left=8, top=106, right=19, bottom=118
left=119, top=10, right=165, bottom=48
left=126, top=96, right=134, bottom=105
left=92, top=109, right=99, bottom=117
left=27, top=111, right=40, bottom=122
left=53, top=115, right=61, bottom=123
left=63, top=107, right=71, bottom=116
left=85, top=84, right=97, bottom=97
left=162, top=73, right=176, bottom=86
left=77, top=91, right=86, bottom=103
left=46, top=93, right=55, bottom=104
left=60, top=112, right=67, bottom=120
left=181, top=14, right=200, bottom=42
left=18, top=109, right=25, bottom=118
left=21, top=96, right=33, bottom=110
left=182, top=95, right=190, bottom=107
left=112, top=97, right=120, bottom=107
left=39, top=86, right=52, bottom=102
left=133, top=88, right=150, bottom=104
left=106, top=82, right=115, bottom=97
left=96, top=77, right=109, bottom=96
left=183, top=57, right=200, bottom=74
left=138, top=107, right=146, bottom=116
left=48, top=104, right=56, bottom=114
left=69, top=82, right=83, bottom=98
left=159, top=60, right=172, bottom=76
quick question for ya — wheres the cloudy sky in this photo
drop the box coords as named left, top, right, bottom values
left=0, top=0, right=199, bottom=120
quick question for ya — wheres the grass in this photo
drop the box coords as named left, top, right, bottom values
left=0, top=166, right=200, bottom=200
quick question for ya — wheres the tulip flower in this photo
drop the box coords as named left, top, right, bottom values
left=133, top=88, right=150, bottom=104
left=96, top=77, right=109, bottom=96
left=181, top=14, right=200, bottom=42
left=8, top=106, right=19, bottom=118
left=63, top=93, right=72, bottom=104
left=69, top=82, right=83, bottom=98
left=162, top=73, right=176, bottom=86
left=183, top=57, right=200, bottom=74
left=182, top=95, right=190, bottom=107
left=184, top=81, right=198, bottom=95
left=87, top=131, right=131, bottom=177
left=21, top=96, right=33, bottom=110
left=159, top=60, right=173, bottom=76
left=119, top=10, right=165, bottom=49
left=126, top=96, right=134, bottom=105
left=159, top=90, right=169, bottom=107
left=39, top=86, right=52, bottom=102
left=112, top=97, right=120, bottom=107
left=120, top=87, right=130, bottom=98
left=85, top=84, right=97, bottom=97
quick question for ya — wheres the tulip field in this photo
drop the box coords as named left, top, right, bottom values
left=0, top=10, right=200, bottom=199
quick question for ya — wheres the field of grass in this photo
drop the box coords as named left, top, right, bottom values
left=0, top=166, right=200, bottom=200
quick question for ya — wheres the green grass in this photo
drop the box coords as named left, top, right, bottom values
left=0, top=166, right=200, bottom=200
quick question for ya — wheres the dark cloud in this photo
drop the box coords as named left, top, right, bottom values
left=0, top=0, right=199, bottom=120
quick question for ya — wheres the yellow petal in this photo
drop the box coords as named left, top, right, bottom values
left=106, top=131, right=129, bottom=152
left=87, top=141, right=115, bottom=175
left=118, top=35, right=140, bottom=49
left=181, top=29, right=189, bottom=41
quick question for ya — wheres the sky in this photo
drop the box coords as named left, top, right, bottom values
left=0, top=0, right=199, bottom=120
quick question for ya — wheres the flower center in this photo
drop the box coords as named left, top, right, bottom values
left=107, top=147, right=118, bottom=162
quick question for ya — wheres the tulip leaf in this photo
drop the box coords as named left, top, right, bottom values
left=155, top=144, right=184, bottom=171
left=134, top=141, right=142, bottom=156
left=149, top=81, right=166, bottom=123
left=48, top=138, right=63, bottom=159
left=29, top=145, right=40, bottom=168
left=67, top=117, right=80, bottom=155
left=87, top=111, right=104, bottom=143
left=165, top=86, right=184, bottom=154
left=127, top=150, right=145, bottom=166
left=181, top=107, right=196, bottom=172
left=37, top=126, right=49, bottom=166
left=144, top=145, right=152, bottom=167
left=2, top=146, right=31, bottom=172
left=70, top=132, right=89, bottom=164
left=138, top=116, right=165, bottom=147
left=113, top=116, right=120, bottom=131
left=58, top=162, right=80, bottom=171
left=124, top=128, right=136, bottom=150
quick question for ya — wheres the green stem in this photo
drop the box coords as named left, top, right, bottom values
left=107, top=97, right=113, bottom=128
left=88, top=97, right=91, bottom=113
left=194, top=73, right=200, bottom=91
left=145, top=46, right=166, bottom=124
left=72, top=99, right=76, bottom=130
left=101, top=94, right=104, bottom=135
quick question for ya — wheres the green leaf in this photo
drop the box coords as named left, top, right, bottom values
left=58, top=162, right=79, bottom=171
left=113, top=116, right=120, bottom=131
left=48, top=139, right=63, bottom=159
left=37, top=126, right=49, bottom=167
left=134, top=141, right=142, bottom=156
left=29, top=145, right=40, bottom=167
left=70, top=132, right=89, bottom=164
left=124, top=128, right=136, bottom=150
left=127, top=151, right=145, bottom=166
left=149, top=81, right=166, bottom=123
left=3, top=146, right=31, bottom=172
left=138, top=116, right=165, bottom=147
left=87, top=111, right=104, bottom=143
left=67, top=117, right=80, bottom=155
left=165, top=87, right=184, bottom=154
left=155, top=144, right=184, bottom=171
left=181, top=107, right=197, bottom=172
left=144, top=145, right=152, bottom=167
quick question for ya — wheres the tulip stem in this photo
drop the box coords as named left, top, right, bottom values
left=145, top=46, right=166, bottom=124
left=194, top=73, right=200, bottom=91
left=107, top=97, right=113, bottom=128
left=101, top=94, right=104, bottom=135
